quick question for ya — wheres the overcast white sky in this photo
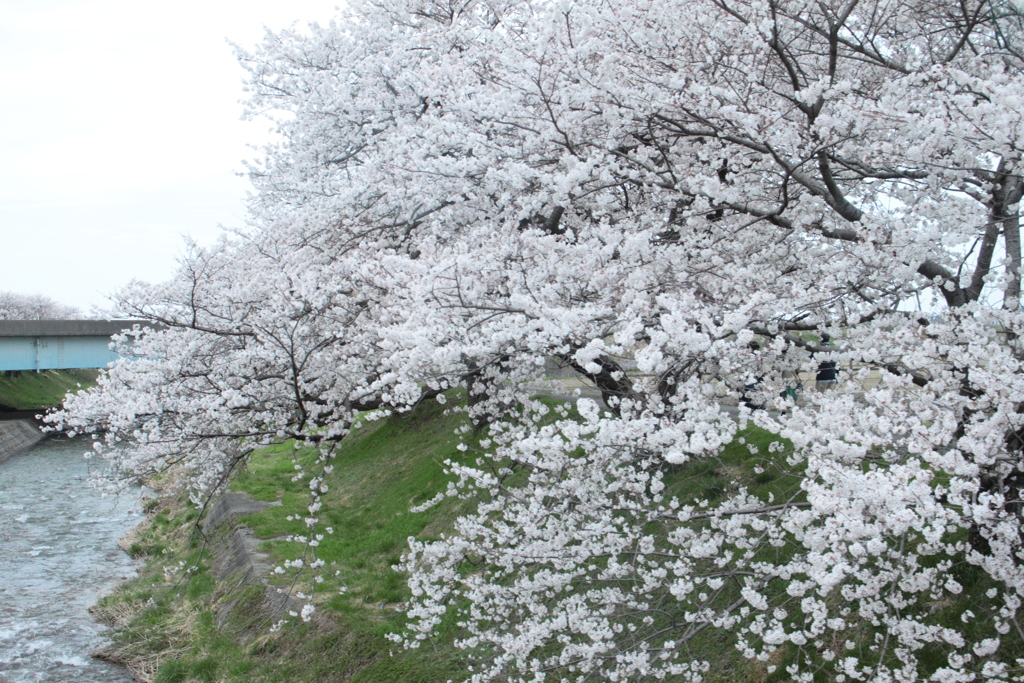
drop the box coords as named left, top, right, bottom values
left=0, top=0, right=341, bottom=313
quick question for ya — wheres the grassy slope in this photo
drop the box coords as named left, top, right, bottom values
left=92, top=397, right=1013, bottom=683
left=230, top=398, right=476, bottom=683
left=95, top=398, right=475, bottom=683
left=0, top=369, right=98, bottom=409
left=93, top=395, right=794, bottom=683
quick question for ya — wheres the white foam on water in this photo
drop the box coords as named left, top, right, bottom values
left=53, top=654, right=91, bottom=667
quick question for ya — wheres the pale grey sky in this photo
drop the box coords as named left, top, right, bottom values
left=0, top=0, right=340, bottom=313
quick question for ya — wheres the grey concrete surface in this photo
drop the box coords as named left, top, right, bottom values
left=0, top=419, right=45, bottom=464
left=204, top=491, right=296, bottom=625
left=203, top=490, right=281, bottom=532
left=216, top=527, right=273, bottom=585
left=0, top=320, right=157, bottom=338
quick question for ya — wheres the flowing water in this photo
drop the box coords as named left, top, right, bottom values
left=0, top=434, right=140, bottom=682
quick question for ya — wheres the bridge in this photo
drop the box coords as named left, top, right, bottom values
left=0, top=320, right=155, bottom=372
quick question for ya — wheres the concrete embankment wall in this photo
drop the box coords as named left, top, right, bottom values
left=0, top=419, right=45, bottom=465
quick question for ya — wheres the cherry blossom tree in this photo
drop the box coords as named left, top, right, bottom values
left=54, top=0, right=1024, bottom=679
left=0, top=291, right=81, bottom=320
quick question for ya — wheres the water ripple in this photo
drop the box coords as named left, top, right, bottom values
left=0, top=434, right=141, bottom=682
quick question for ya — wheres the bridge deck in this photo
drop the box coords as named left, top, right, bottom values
left=0, top=320, right=155, bottom=372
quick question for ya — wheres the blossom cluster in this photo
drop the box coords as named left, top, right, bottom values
left=50, top=0, right=1024, bottom=679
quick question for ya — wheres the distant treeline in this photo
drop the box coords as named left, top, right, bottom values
left=0, top=291, right=81, bottom=321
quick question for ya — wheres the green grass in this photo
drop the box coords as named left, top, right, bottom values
left=0, top=368, right=98, bottom=409
left=233, top=399, right=476, bottom=627
left=93, top=396, right=476, bottom=683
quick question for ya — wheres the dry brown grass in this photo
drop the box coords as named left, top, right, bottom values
left=92, top=597, right=204, bottom=683
left=117, top=523, right=147, bottom=554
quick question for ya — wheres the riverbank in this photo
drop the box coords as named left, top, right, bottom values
left=0, top=419, right=45, bottom=465
left=90, top=397, right=475, bottom=683
left=89, top=387, right=1016, bottom=683
left=0, top=369, right=98, bottom=411
left=84, top=395, right=796, bottom=683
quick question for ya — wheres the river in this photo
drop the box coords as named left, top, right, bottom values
left=0, top=434, right=140, bottom=682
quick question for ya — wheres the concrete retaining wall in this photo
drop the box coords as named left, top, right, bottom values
left=0, top=419, right=45, bottom=465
